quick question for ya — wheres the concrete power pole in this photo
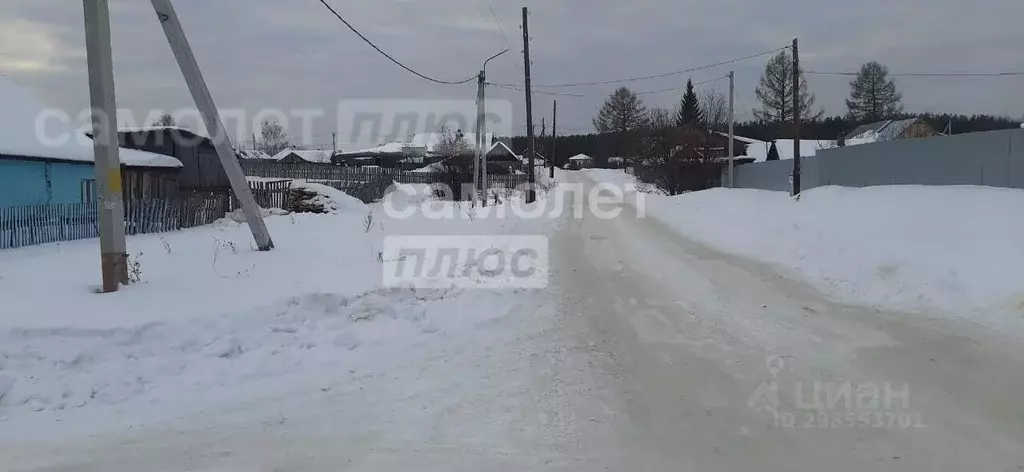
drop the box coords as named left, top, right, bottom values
left=476, top=49, right=507, bottom=207
left=84, top=0, right=128, bottom=292
left=150, top=0, right=273, bottom=250
left=792, top=38, right=801, bottom=196
left=473, top=71, right=485, bottom=205
left=522, top=7, right=537, bottom=204
left=728, top=70, right=735, bottom=188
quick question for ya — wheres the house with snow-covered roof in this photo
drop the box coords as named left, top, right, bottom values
left=0, top=76, right=182, bottom=206
left=847, top=118, right=937, bottom=143
left=567, top=153, right=594, bottom=169
left=272, top=148, right=332, bottom=163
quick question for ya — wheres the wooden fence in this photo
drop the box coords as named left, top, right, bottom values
left=240, top=160, right=531, bottom=202
left=1, top=181, right=291, bottom=251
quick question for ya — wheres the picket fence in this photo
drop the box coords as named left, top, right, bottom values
left=0, top=181, right=291, bottom=251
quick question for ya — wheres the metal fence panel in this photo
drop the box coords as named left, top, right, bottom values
left=731, top=129, right=1024, bottom=192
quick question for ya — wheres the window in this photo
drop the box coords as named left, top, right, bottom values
left=81, top=179, right=97, bottom=203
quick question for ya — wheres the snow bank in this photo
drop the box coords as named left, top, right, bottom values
left=0, top=177, right=553, bottom=440
left=294, top=181, right=365, bottom=213
left=0, top=286, right=461, bottom=420
left=644, top=185, right=1024, bottom=315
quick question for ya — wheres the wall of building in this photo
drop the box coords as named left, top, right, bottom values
left=0, top=159, right=95, bottom=206
left=730, top=129, right=1024, bottom=192
left=120, top=130, right=229, bottom=190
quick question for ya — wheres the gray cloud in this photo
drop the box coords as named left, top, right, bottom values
left=1, top=0, right=1021, bottom=149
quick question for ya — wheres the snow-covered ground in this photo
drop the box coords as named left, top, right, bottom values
left=5, top=168, right=1024, bottom=470
left=586, top=168, right=1024, bottom=321
left=0, top=182, right=616, bottom=471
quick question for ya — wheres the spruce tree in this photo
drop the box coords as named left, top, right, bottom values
left=676, top=79, right=703, bottom=128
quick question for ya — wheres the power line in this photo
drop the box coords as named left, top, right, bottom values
left=488, top=82, right=588, bottom=97
left=491, top=73, right=728, bottom=98
left=485, top=1, right=511, bottom=50
left=636, top=74, right=729, bottom=95
left=316, top=0, right=477, bottom=85
left=807, top=70, right=1024, bottom=77
left=491, top=45, right=789, bottom=88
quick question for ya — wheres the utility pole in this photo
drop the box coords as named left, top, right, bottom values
left=150, top=0, right=273, bottom=250
left=475, top=49, right=508, bottom=207
left=791, top=38, right=801, bottom=196
left=550, top=100, right=557, bottom=179
left=84, top=0, right=128, bottom=292
left=473, top=70, right=485, bottom=205
left=522, top=7, right=536, bottom=203
left=727, top=70, right=735, bottom=188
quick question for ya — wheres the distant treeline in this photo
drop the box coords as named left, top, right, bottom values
left=508, top=113, right=1021, bottom=167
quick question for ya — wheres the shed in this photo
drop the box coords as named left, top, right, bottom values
left=115, top=126, right=228, bottom=190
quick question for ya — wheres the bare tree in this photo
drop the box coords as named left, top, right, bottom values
left=648, top=107, right=675, bottom=131
left=434, top=126, right=471, bottom=159
left=699, top=88, right=728, bottom=133
left=434, top=126, right=474, bottom=201
left=258, top=120, right=290, bottom=156
left=846, top=61, right=903, bottom=123
left=593, top=87, right=649, bottom=134
left=152, top=112, right=176, bottom=127
left=754, top=51, right=822, bottom=124
left=636, top=126, right=721, bottom=195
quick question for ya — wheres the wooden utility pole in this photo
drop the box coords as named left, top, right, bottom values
left=150, top=0, right=273, bottom=250
left=791, top=38, right=801, bottom=196
left=84, top=0, right=128, bottom=292
left=522, top=7, right=536, bottom=203
left=550, top=100, right=557, bottom=179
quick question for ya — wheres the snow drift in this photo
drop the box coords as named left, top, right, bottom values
left=646, top=184, right=1024, bottom=315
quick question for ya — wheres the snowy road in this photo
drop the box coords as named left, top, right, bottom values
left=4, top=175, right=1024, bottom=471
left=552, top=172, right=1024, bottom=470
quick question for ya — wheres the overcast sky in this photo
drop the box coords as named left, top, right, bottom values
left=1, top=0, right=1022, bottom=150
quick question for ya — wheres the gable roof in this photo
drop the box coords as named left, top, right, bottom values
left=848, top=118, right=925, bottom=142
left=0, top=75, right=181, bottom=168
left=410, top=132, right=493, bottom=153
left=238, top=149, right=273, bottom=160
left=271, top=148, right=332, bottom=163
left=486, top=141, right=520, bottom=158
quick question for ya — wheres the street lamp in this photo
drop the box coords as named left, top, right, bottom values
left=474, top=48, right=509, bottom=206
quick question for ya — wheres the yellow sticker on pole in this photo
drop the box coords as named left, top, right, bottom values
left=109, top=168, right=123, bottom=194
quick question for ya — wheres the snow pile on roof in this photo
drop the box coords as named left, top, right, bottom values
left=238, top=149, right=273, bottom=160
left=740, top=139, right=834, bottom=162
left=0, top=76, right=181, bottom=168
left=410, top=132, right=492, bottom=152
left=118, top=125, right=198, bottom=135
left=641, top=184, right=1024, bottom=317
left=568, top=153, right=592, bottom=161
left=271, top=148, right=332, bottom=163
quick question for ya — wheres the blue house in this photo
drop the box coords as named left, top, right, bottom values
left=0, top=75, right=182, bottom=207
